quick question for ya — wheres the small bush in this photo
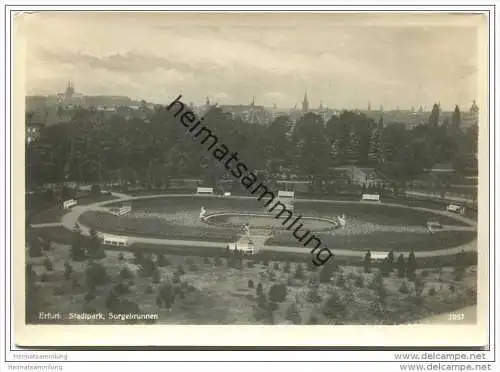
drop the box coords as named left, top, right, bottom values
left=156, top=254, right=167, bottom=266
left=177, top=265, right=185, bottom=276
left=284, top=261, right=291, bottom=273
left=84, top=292, right=96, bottom=302
left=256, top=283, right=263, bottom=296
left=449, top=284, right=455, bottom=293
left=268, top=301, right=279, bottom=312
left=308, top=315, right=319, bottom=324
left=428, top=287, right=436, bottom=296
left=119, top=267, right=134, bottom=280
left=354, top=276, right=364, bottom=288
left=248, top=279, right=254, bottom=288
left=285, top=303, right=302, bottom=324
left=43, top=258, right=53, bottom=272
left=273, top=262, right=280, bottom=270
left=336, top=275, right=345, bottom=288
left=152, top=269, right=161, bottom=284
left=172, top=274, right=181, bottom=284
left=399, top=281, right=410, bottom=294
left=307, top=288, right=322, bottom=303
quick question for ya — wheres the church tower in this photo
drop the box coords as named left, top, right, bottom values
left=302, top=91, right=309, bottom=113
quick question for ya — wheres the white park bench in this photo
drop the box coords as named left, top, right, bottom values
left=63, top=199, right=78, bottom=210
left=361, top=193, right=381, bottom=202
left=102, top=235, right=129, bottom=247
left=196, top=187, right=214, bottom=195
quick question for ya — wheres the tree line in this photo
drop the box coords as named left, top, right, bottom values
left=26, top=103, right=477, bottom=190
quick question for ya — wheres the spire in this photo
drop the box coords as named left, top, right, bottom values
left=302, top=90, right=309, bottom=113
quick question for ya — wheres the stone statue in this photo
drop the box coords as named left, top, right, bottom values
left=199, top=206, right=207, bottom=220
left=338, top=214, right=346, bottom=228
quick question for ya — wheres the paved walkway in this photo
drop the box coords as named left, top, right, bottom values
left=55, top=193, right=477, bottom=258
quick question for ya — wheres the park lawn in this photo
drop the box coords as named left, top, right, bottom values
left=266, top=230, right=477, bottom=252
left=78, top=211, right=240, bottom=243
left=29, top=206, right=66, bottom=224
left=26, top=243, right=477, bottom=325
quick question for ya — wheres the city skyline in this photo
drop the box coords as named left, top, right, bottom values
left=23, top=12, right=481, bottom=111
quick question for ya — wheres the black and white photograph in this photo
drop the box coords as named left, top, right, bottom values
left=15, top=10, right=490, bottom=347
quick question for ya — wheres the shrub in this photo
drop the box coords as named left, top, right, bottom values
left=256, top=283, right=263, bottom=296
left=268, top=283, right=287, bottom=303
left=119, top=267, right=134, bottom=280
left=177, top=265, right=185, bottom=276
left=273, top=262, right=280, bottom=270
left=172, top=274, right=181, bottom=284
left=159, top=283, right=176, bottom=309
left=64, top=261, right=73, bottom=280
left=449, top=284, right=455, bottom=293
left=248, top=279, right=254, bottom=288
left=323, top=291, right=345, bottom=319
left=285, top=303, right=302, bottom=324
left=453, top=267, right=466, bottom=281
left=284, top=261, right=291, bottom=273
left=84, top=292, right=96, bottom=302
left=428, top=287, right=436, bottom=296
left=43, top=258, right=53, bottom=272
left=133, top=251, right=144, bottom=265
left=257, top=292, right=267, bottom=310
left=268, top=301, right=279, bottom=312
left=336, top=275, right=345, bottom=288
left=294, top=264, right=305, bottom=280
left=113, top=282, right=130, bottom=295
left=152, top=269, right=161, bottom=284
left=354, top=276, right=364, bottom=288
left=156, top=254, right=167, bottom=266
left=307, top=288, right=322, bottom=303
left=268, top=270, right=277, bottom=281
left=308, top=315, right=319, bottom=325
left=86, top=262, right=108, bottom=288
left=399, top=281, right=410, bottom=294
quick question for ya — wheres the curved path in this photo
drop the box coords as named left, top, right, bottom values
left=53, top=193, right=478, bottom=259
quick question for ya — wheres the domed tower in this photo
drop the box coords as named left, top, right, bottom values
left=65, top=81, right=74, bottom=101
left=470, top=100, right=479, bottom=125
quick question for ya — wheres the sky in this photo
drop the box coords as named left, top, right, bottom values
left=19, top=12, right=484, bottom=111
